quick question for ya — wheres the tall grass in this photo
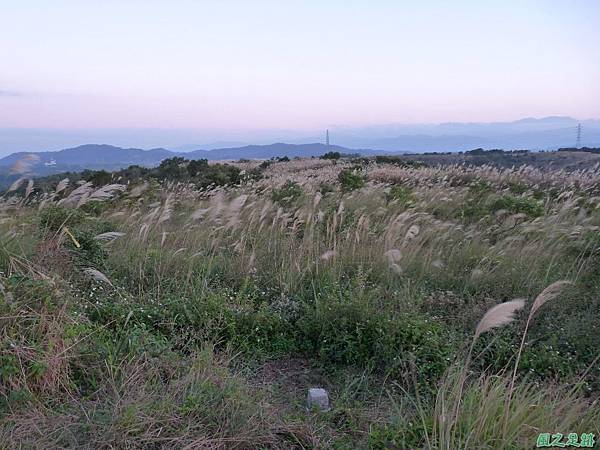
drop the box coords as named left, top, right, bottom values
left=1, top=158, right=600, bottom=448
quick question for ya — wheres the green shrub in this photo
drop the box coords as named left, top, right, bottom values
left=156, top=157, right=188, bottom=179
left=194, top=164, right=241, bottom=188
left=386, top=185, right=415, bottom=207
left=296, top=294, right=452, bottom=385
left=320, top=151, right=341, bottom=160
left=456, top=198, right=491, bottom=222
left=39, top=205, right=85, bottom=232
left=187, top=158, right=209, bottom=177
left=489, top=194, right=544, bottom=217
left=85, top=170, right=112, bottom=186
left=375, top=156, right=426, bottom=168
left=507, top=180, right=529, bottom=194
left=468, top=177, right=494, bottom=196
left=317, top=181, right=336, bottom=195
left=458, top=193, right=544, bottom=222
left=271, top=181, right=303, bottom=206
left=338, top=168, right=366, bottom=191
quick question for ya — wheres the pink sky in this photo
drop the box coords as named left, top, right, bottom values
left=1, top=1, right=599, bottom=129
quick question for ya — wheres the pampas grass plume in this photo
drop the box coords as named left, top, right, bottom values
left=474, top=299, right=525, bottom=340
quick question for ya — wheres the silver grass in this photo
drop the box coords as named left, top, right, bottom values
left=474, top=299, right=525, bottom=340
left=313, top=192, right=322, bottom=208
left=83, top=184, right=126, bottom=204
left=8, top=177, right=25, bottom=192
left=530, top=280, right=572, bottom=318
left=24, top=179, right=34, bottom=199
left=173, top=248, right=187, bottom=256
left=158, top=197, right=173, bottom=224
left=320, top=250, right=336, bottom=261
left=128, top=182, right=149, bottom=198
left=83, top=267, right=113, bottom=286
left=55, top=178, right=69, bottom=194
left=384, top=249, right=402, bottom=264
left=390, top=263, right=403, bottom=275
left=191, top=207, right=210, bottom=220
left=432, top=259, right=445, bottom=269
left=94, top=231, right=125, bottom=242
left=138, top=223, right=150, bottom=242
left=404, top=224, right=420, bottom=241
left=58, top=182, right=94, bottom=207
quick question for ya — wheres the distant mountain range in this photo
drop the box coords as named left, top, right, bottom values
left=328, top=116, right=600, bottom=152
left=2, top=117, right=599, bottom=157
left=2, top=116, right=600, bottom=189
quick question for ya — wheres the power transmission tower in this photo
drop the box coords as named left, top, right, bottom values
left=576, top=123, right=582, bottom=148
left=326, top=129, right=330, bottom=147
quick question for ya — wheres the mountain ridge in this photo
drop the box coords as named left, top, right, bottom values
left=2, top=117, right=600, bottom=157
left=0, top=143, right=387, bottom=184
left=0, top=142, right=377, bottom=169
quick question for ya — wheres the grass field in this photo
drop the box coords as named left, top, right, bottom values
left=1, top=157, right=599, bottom=448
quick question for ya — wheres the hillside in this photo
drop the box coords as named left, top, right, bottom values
left=0, top=143, right=366, bottom=171
left=1, top=157, right=599, bottom=447
left=393, top=148, right=600, bottom=170
left=0, top=142, right=368, bottom=189
left=5, top=144, right=600, bottom=191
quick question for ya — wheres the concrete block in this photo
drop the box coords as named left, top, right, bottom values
left=307, top=387, right=330, bottom=411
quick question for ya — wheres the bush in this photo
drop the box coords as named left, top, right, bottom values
left=271, top=181, right=303, bottom=206
left=320, top=151, right=341, bottom=160
left=375, top=156, right=426, bottom=168
left=157, top=157, right=188, bottom=179
left=386, top=185, right=415, bottom=207
left=39, top=205, right=85, bottom=232
left=468, top=177, right=494, bottom=196
left=317, top=181, right=336, bottom=195
left=85, top=170, right=113, bottom=186
left=296, top=294, right=452, bottom=385
left=458, top=193, right=544, bottom=222
left=489, top=194, right=544, bottom=217
left=194, top=163, right=241, bottom=188
left=338, top=168, right=366, bottom=191
left=187, top=159, right=209, bottom=177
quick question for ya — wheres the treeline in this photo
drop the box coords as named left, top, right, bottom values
left=558, top=147, right=600, bottom=153
left=464, top=148, right=531, bottom=155
left=28, top=157, right=262, bottom=193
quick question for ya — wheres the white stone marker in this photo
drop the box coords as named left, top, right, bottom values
left=307, top=388, right=330, bottom=411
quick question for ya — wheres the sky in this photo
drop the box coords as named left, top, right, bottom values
left=1, top=0, right=599, bottom=132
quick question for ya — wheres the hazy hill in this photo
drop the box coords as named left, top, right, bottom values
left=0, top=144, right=173, bottom=170
left=0, top=143, right=369, bottom=171
left=0, top=142, right=380, bottom=189
left=186, top=143, right=360, bottom=160
left=330, top=117, right=600, bottom=151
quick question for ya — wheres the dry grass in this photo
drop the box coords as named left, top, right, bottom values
left=2, top=157, right=600, bottom=448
